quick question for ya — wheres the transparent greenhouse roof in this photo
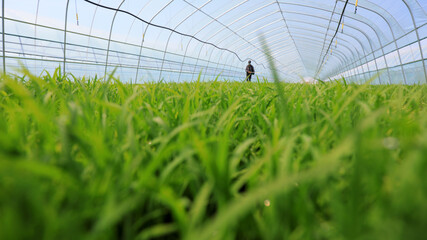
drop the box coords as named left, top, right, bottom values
left=1, top=0, right=426, bottom=84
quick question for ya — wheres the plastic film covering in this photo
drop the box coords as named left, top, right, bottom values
left=0, top=0, right=426, bottom=84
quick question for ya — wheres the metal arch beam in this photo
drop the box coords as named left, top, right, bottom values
left=78, top=0, right=422, bottom=83
left=229, top=2, right=388, bottom=53
left=312, top=4, right=391, bottom=83
left=335, top=0, right=407, bottom=84
left=135, top=0, right=174, bottom=81
left=410, top=0, right=427, bottom=15
left=83, top=0, right=270, bottom=77
left=272, top=10, right=383, bottom=82
left=178, top=0, right=284, bottom=81
left=214, top=50, right=269, bottom=82
left=242, top=24, right=362, bottom=64
left=200, top=9, right=280, bottom=60
left=201, top=2, right=278, bottom=46
left=225, top=18, right=283, bottom=48
left=104, top=0, right=125, bottom=76
left=204, top=2, right=284, bottom=76
left=85, top=0, right=104, bottom=70
left=213, top=51, right=237, bottom=80
left=234, top=16, right=371, bottom=76
left=233, top=17, right=356, bottom=56
left=182, top=0, right=275, bottom=69
left=34, top=0, right=41, bottom=71
left=202, top=45, right=233, bottom=81
left=272, top=10, right=388, bottom=81
left=336, top=0, right=404, bottom=34
left=210, top=25, right=287, bottom=79
left=200, top=9, right=280, bottom=80
left=260, top=38, right=351, bottom=70
left=155, top=7, right=200, bottom=81
left=241, top=36, right=291, bottom=57
left=240, top=33, right=300, bottom=57
left=275, top=0, right=307, bottom=75
left=202, top=44, right=216, bottom=81
left=308, top=1, right=381, bottom=75
left=289, top=20, right=382, bottom=80
left=208, top=17, right=283, bottom=63
left=314, top=0, right=406, bottom=82
left=402, top=0, right=427, bottom=83
left=227, top=25, right=298, bottom=71
left=178, top=35, right=200, bottom=81
left=176, top=0, right=274, bottom=81
left=159, top=0, right=211, bottom=81
left=185, top=0, right=393, bottom=79
left=124, top=0, right=156, bottom=43
left=313, top=0, right=340, bottom=77
left=220, top=1, right=277, bottom=30
left=2, top=0, right=5, bottom=74
left=230, top=11, right=363, bottom=64
left=322, top=24, right=380, bottom=81
left=246, top=41, right=294, bottom=58
left=221, top=2, right=398, bottom=79
left=134, top=0, right=382, bottom=80
left=212, top=27, right=290, bottom=76
left=246, top=26, right=287, bottom=42
left=266, top=34, right=358, bottom=66
left=288, top=26, right=364, bottom=58
left=342, top=19, right=391, bottom=83
left=63, top=0, right=70, bottom=74
left=275, top=27, right=374, bottom=80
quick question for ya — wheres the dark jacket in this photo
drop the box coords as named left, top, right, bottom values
left=246, top=64, right=254, bottom=74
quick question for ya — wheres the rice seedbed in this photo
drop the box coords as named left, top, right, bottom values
left=0, top=68, right=426, bottom=240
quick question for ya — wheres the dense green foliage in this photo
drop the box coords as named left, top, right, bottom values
left=0, top=68, right=426, bottom=240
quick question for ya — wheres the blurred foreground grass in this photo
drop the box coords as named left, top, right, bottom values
left=0, top=68, right=426, bottom=240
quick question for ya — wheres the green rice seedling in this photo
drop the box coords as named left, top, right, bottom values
left=0, top=66, right=426, bottom=240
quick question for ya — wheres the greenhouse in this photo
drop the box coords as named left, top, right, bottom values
left=1, top=0, right=426, bottom=83
left=1, top=1, right=427, bottom=240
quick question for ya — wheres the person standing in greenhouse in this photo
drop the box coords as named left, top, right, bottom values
left=245, top=61, right=255, bottom=82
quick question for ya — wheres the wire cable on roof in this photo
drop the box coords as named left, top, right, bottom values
left=315, top=0, right=349, bottom=78
left=82, top=0, right=265, bottom=68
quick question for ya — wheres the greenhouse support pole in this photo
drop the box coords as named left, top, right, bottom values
left=177, top=37, right=193, bottom=82
left=203, top=46, right=217, bottom=81
left=105, top=0, right=125, bottom=77
left=159, top=1, right=208, bottom=82
left=219, top=52, right=233, bottom=80
left=215, top=49, right=232, bottom=76
left=402, top=0, right=427, bottom=83
left=63, top=0, right=70, bottom=75
left=375, top=7, right=407, bottom=84
left=2, top=0, right=5, bottom=74
left=192, top=44, right=206, bottom=81
left=360, top=2, right=407, bottom=83
left=136, top=0, right=173, bottom=82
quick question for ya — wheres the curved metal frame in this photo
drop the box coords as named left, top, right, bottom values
left=105, top=0, right=125, bottom=76
left=2, top=0, right=5, bottom=73
left=402, top=0, right=427, bottom=83
left=3, top=0, right=427, bottom=84
left=180, top=0, right=279, bottom=81
left=63, top=0, right=70, bottom=74
left=231, top=10, right=380, bottom=79
left=135, top=0, right=175, bottom=81
left=335, top=0, right=407, bottom=83
left=159, top=0, right=211, bottom=81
